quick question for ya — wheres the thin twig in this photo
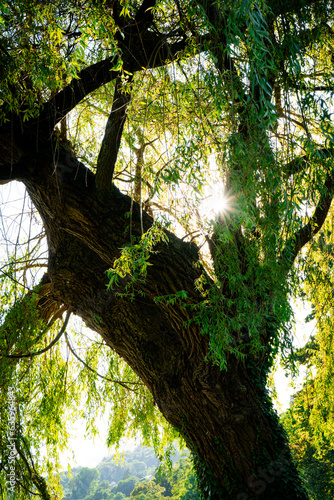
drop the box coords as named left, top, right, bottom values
left=65, top=332, right=143, bottom=391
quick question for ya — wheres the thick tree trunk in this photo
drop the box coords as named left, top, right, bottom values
left=4, top=148, right=308, bottom=499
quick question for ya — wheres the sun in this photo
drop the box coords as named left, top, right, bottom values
left=200, top=185, right=230, bottom=219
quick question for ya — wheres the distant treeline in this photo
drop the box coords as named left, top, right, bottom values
left=61, top=446, right=199, bottom=500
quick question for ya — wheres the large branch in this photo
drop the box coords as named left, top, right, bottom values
left=95, top=76, right=132, bottom=202
left=0, top=30, right=187, bottom=157
left=35, top=57, right=120, bottom=134
left=36, top=0, right=160, bottom=134
left=284, top=148, right=334, bottom=176
left=0, top=55, right=119, bottom=148
left=281, top=173, right=334, bottom=266
left=0, top=31, right=187, bottom=174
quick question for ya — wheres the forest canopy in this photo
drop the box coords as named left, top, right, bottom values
left=1, top=0, right=334, bottom=499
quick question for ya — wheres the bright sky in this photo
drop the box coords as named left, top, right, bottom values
left=273, top=301, right=316, bottom=412
left=59, top=419, right=138, bottom=469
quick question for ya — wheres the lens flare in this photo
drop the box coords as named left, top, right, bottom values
left=201, top=185, right=230, bottom=219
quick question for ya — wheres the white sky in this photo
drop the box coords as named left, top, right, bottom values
left=59, top=420, right=138, bottom=469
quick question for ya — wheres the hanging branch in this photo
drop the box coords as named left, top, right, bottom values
left=65, top=332, right=143, bottom=392
left=0, top=55, right=120, bottom=141
left=1, top=309, right=72, bottom=359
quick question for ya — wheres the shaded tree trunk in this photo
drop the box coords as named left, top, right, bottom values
left=1, top=144, right=308, bottom=499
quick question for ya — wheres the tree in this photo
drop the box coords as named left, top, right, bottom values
left=154, top=454, right=199, bottom=500
left=281, top=239, right=334, bottom=499
left=114, top=494, right=126, bottom=500
left=68, top=467, right=101, bottom=500
left=169, top=457, right=199, bottom=500
left=131, top=480, right=166, bottom=499
left=1, top=0, right=334, bottom=498
left=112, top=476, right=139, bottom=497
left=83, top=480, right=117, bottom=500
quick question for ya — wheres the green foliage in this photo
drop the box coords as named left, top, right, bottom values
left=0, top=0, right=119, bottom=122
left=112, top=476, right=139, bottom=497
left=280, top=216, right=334, bottom=499
left=166, top=456, right=199, bottom=500
left=107, top=224, right=169, bottom=300
left=67, top=468, right=101, bottom=500
left=0, top=268, right=177, bottom=499
left=154, top=291, right=188, bottom=306
left=131, top=480, right=165, bottom=499
left=282, top=385, right=334, bottom=500
left=0, top=273, right=77, bottom=499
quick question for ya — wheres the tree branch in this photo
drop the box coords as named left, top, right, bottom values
left=281, top=173, right=334, bottom=265
left=0, top=14, right=187, bottom=146
left=286, top=84, right=334, bottom=92
left=65, top=332, right=142, bottom=392
left=1, top=309, right=71, bottom=359
left=134, top=0, right=157, bottom=26
left=133, top=135, right=157, bottom=204
left=0, top=273, right=63, bottom=364
left=32, top=56, right=121, bottom=136
left=95, top=76, right=132, bottom=202
left=44, top=33, right=186, bottom=130
left=284, top=148, right=334, bottom=176
left=15, top=435, right=52, bottom=500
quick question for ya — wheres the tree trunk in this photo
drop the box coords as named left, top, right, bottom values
left=5, top=146, right=308, bottom=499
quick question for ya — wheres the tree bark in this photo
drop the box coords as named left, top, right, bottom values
left=0, top=142, right=308, bottom=499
